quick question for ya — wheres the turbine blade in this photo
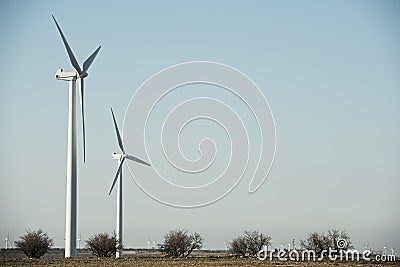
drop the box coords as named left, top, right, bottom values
left=83, top=46, right=101, bottom=73
left=79, top=77, right=86, bottom=163
left=52, top=15, right=82, bottom=74
left=126, top=155, right=151, bottom=166
left=109, top=157, right=125, bottom=195
left=111, top=108, right=125, bottom=153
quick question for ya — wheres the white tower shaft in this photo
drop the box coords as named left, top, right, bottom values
left=116, top=157, right=123, bottom=258
left=65, top=79, right=77, bottom=258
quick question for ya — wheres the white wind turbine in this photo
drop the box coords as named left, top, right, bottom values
left=52, top=15, right=101, bottom=258
left=109, top=108, right=151, bottom=258
left=77, top=232, right=82, bottom=250
left=5, top=233, right=11, bottom=250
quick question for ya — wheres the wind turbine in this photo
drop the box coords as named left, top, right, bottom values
left=52, top=15, right=101, bottom=258
left=5, top=233, right=10, bottom=250
left=109, top=108, right=151, bottom=258
left=77, top=232, right=82, bottom=250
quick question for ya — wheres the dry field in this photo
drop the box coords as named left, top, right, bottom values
left=1, top=250, right=399, bottom=267
left=1, top=257, right=400, bottom=267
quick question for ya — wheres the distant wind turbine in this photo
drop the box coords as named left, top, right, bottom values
left=52, top=15, right=101, bottom=258
left=5, top=233, right=11, bottom=250
left=77, top=232, right=81, bottom=250
left=108, top=108, right=151, bottom=258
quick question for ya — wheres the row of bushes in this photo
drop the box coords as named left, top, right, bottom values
left=12, top=230, right=119, bottom=258
left=13, top=228, right=352, bottom=258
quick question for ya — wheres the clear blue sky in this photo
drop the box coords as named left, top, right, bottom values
left=0, top=1, right=399, bottom=251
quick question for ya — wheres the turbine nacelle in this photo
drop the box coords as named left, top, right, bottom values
left=55, top=69, right=88, bottom=81
left=111, top=152, right=123, bottom=160
left=111, top=152, right=145, bottom=163
left=55, top=68, right=78, bottom=81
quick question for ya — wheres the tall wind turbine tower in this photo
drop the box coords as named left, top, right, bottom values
left=52, top=15, right=101, bottom=258
left=109, top=108, right=151, bottom=258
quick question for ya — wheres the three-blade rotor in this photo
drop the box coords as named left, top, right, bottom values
left=109, top=108, right=150, bottom=195
left=52, top=15, right=101, bottom=163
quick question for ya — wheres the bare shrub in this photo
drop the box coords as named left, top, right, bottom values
left=229, top=230, right=272, bottom=257
left=300, top=229, right=353, bottom=256
left=85, top=232, right=119, bottom=258
left=15, top=229, right=53, bottom=258
left=159, top=229, right=203, bottom=257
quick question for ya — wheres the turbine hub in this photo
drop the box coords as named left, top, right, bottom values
left=79, top=72, right=88, bottom=78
